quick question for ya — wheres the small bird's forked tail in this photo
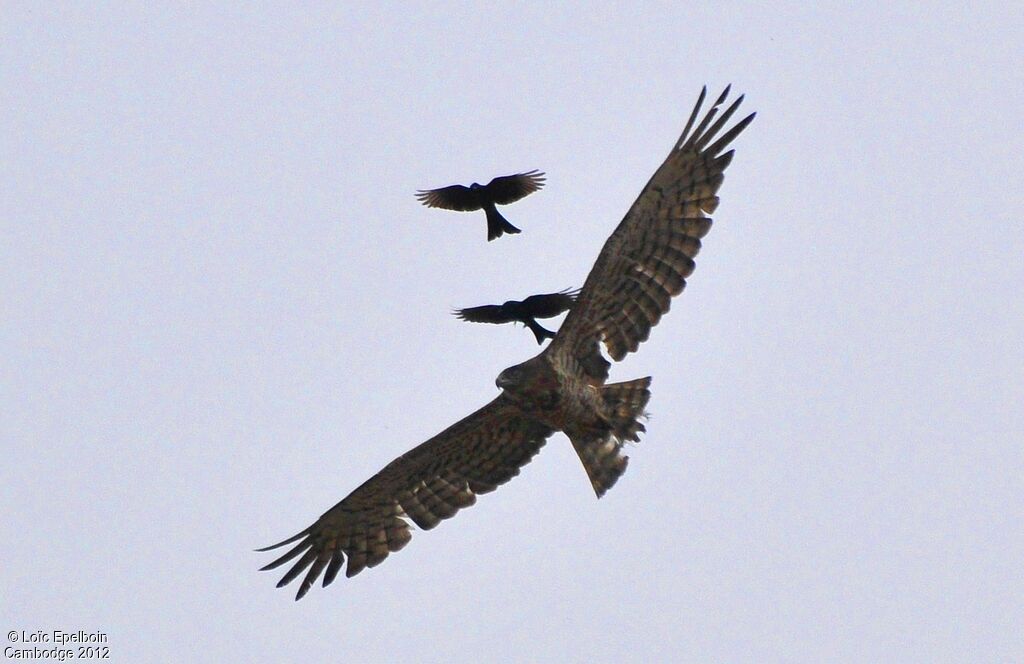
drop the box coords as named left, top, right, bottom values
left=570, top=377, right=652, bottom=497
left=524, top=319, right=556, bottom=345
left=483, top=203, right=521, bottom=241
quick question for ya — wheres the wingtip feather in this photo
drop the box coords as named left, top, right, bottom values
left=255, top=528, right=308, bottom=552
left=675, top=87, right=708, bottom=150
left=714, top=84, right=731, bottom=106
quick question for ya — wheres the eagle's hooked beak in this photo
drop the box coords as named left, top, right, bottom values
left=495, top=371, right=515, bottom=391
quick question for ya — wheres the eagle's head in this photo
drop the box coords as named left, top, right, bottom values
left=496, top=356, right=560, bottom=401
left=495, top=364, right=526, bottom=392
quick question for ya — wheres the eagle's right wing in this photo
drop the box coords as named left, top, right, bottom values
left=547, top=87, right=754, bottom=382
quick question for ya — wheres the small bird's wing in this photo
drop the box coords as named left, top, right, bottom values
left=416, top=184, right=485, bottom=211
left=547, top=87, right=754, bottom=382
left=484, top=170, right=546, bottom=205
left=520, top=289, right=579, bottom=319
left=258, top=395, right=555, bottom=600
left=453, top=304, right=516, bottom=324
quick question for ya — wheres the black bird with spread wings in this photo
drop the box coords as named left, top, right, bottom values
left=454, top=289, right=578, bottom=344
left=416, top=170, right=546, bottom=241
left=260, top=87, right=754, bottom=599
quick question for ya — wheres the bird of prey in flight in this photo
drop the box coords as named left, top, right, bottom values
left=260, top=87, right=754, bottom=599
left=454, top=289, right=579, bottom=344
left=416, top=170, right=546, bottom=241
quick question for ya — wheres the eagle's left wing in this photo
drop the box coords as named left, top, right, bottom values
left=258, top=395, right=554, bottom=600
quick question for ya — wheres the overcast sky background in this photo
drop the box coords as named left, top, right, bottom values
left=3, top=3, right=1022, bottom=662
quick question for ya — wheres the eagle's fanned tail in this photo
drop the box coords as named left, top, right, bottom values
left=570, top=377, right=652, bottom=497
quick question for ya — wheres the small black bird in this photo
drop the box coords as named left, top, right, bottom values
left=454, top=289, right=578, bottom=344
left=416, top=170, right=546, bottom=241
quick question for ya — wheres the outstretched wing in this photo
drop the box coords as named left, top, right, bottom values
left=258, top=396, right=554, bottom=600
left=453, top=304, right=514, bottom=324
left=416, top=184, right=485, bottom=211
left=484, top=170, right=546, bottom=205
left=521, top=289, right=579, bottom=319
left=547, top=86, right=754, bottom=382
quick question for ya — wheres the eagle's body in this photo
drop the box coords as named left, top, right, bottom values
left=497, top=333, right=654, bottom=495
left=497, top=355, right=587, bottom=428
left=260, top=86, right=755, bottom=599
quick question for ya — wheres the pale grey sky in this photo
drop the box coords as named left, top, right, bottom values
left=3, top=3, right=1022, bottom=662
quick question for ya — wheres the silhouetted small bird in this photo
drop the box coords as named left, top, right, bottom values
left=416, top=170, right=546, bottom=241
left=454, top=289, right=578, bottom=344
